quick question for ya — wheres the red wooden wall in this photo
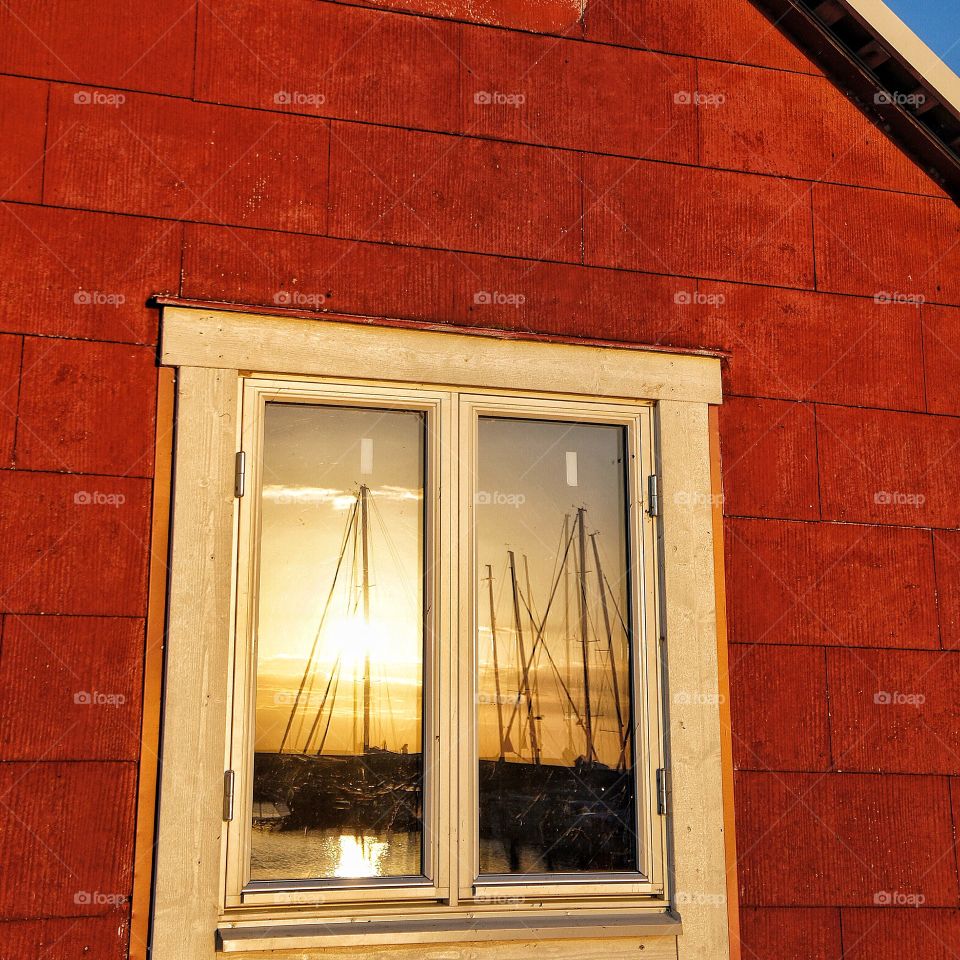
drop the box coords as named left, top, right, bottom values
left=1, top=1, right=959, bottom=958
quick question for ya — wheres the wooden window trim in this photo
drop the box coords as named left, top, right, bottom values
left=226, top=379, right=452, bottom=909
left=455, top=394, right=663, bottom=901
left=151, top=305, right=729, bottom=960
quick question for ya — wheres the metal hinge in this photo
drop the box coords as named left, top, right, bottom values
left=234, top=451, right=246, bottom=498
left=656, top=768, right=669, bottom=816
left=647, top=474, right=660, bottom=517
left=223, top=770, right=235, bottom=821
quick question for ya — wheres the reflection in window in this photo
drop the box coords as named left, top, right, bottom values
left=476, top=418, right=637, bottom=874
left=250, top=403, right=425, bottom=881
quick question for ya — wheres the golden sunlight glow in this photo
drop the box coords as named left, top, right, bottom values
left=323, top=614, right=398, bottom=669
left=333, top=833, right=388, bottom=878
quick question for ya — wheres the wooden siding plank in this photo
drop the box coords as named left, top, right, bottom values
left=725, top=518, right=939, bottom=648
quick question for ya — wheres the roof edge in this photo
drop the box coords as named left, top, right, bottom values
left=843, top=0, right=960, bottom=120
left=754, top=0, right=960, bottom=203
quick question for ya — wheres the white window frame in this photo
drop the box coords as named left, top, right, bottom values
left=456, top=393, right=663, bottom=902
left=226, top=379, right=452, bottom=909
left=151, top=305, right=729, bottom=960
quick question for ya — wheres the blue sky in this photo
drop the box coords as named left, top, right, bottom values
left=886, top=0, right=960, bottom=73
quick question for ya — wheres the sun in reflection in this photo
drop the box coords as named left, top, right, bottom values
left=333, top=833, right=388, bottom=878
left=323, top=613, right=422, bottom=673
left=325, top=614, right=392, bottom=667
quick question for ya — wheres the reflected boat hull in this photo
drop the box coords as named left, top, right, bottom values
left=253, top=751, right=422, bottom=833
left=253, top=752, right=635, bottom=873
left=479, top=757, right=636, bottom=872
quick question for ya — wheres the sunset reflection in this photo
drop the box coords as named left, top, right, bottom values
left=250, top=402, right=425, bottom=882
left=475, top=417, right=638, bottom=874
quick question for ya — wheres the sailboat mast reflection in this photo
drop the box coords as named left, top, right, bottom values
left=488, top=508, right=629, bottom=772
left=476, top=418, right=638, bottom=875
left=255, top=481, right=423, bottom=846
left=250, top=405, right=426, bottom=883
left=251, top=408, right=639, bottom=881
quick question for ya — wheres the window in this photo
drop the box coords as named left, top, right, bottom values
left=152, top=305, right=729, bottom=960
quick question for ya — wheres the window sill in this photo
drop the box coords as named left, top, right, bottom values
left=217, top=911, right=682, bottom=951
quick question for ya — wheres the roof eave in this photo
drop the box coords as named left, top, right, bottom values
left=754, top=0, right=960, bottom=203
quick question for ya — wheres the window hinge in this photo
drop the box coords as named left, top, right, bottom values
left=234, top=451, right=246, bottom=498
left=656, top=768, right=670, bottom=816
left=647, top=474, right=660, bottom=517
left=223, top=770, right=235, bottom=821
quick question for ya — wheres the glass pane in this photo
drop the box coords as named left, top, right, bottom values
left=476, top=417, right=637, bottom=874
left=250, top=402, right=425, bottom=882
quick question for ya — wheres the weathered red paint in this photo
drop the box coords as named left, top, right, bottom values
left=843, top=908, right=960, bottom=960
left=814, top=183, right=960, bottom=302
left=460, top=27, right=697, bottom=161
left=45, top=89, right=331, bottom=231
left=729, top=644, right=830, bottom=771
left=736, top=771, right=958, bottom=905
left=719, top=396, right=821, bottom=520
left=739, top=908, right=842, bottom=960
left=0, top=471, right=151, bottom=616
left=0, top=0, right=195, bottom=96
left=0, top=335, right=22, bottom=466
left=0, top=204, right=180, bottom=343
left=726, top=518, right=939, bottom=648
left=935, top=530, right=960, bottom=650
left=698, top=61, right=946, bottom=194
left=0, top=762, right=137, bottom=918
left=583, top=157, right=816, bottom=285
left=328, top=124, right=583, bottom=259
left=0, top=616, right=145, bottom=761
left=0, top=76, right=47, bottom=204
left=16, top=339, right=157, bottom=476
left=817, top=405, right=960, bottom=528
left=351, top=0, right=588, bottom=34
left=827, top=648, right=960, bottom=773
left=181, top=222, right=694, bottom=340
left=697, top=283, right=926, bottom=410
left=922, top=302, right=960, bottom=414
left=0, top=916, right=130, bottom=960
left=197, top=0, right=462, bottom=131
left=1, top=0, right=959, bottom=956
left=586, top=0, right=822, bottom=73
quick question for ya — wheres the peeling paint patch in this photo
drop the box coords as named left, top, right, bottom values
left=367, top=0, right=586, bottom=33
